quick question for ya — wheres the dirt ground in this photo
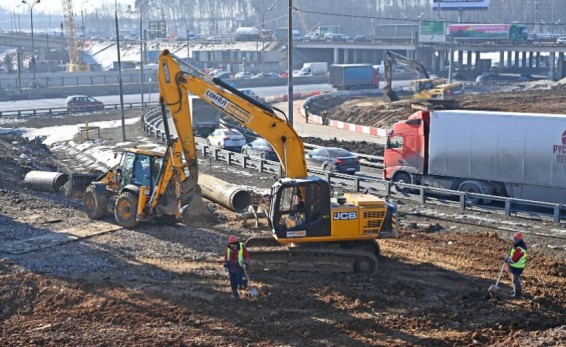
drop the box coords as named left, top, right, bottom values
left=0, top=101, right=565, bottom=346
left=319, top=86, right=566, bottom=129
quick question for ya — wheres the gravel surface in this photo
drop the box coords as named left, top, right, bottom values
left=0, top=105, right=565, bottom=346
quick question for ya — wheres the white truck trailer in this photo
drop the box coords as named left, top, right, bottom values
left=384, top=110, right=566, bottom=204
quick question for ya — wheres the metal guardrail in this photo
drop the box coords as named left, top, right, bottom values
left=141, top=107, right=564, bottom=224
left=0, top=101, right=160, bottom=117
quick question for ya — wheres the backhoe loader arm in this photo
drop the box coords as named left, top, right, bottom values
left=157, top=49, right=308, bottom=178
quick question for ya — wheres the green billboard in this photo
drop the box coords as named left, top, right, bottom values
left=419, top=21, right=446, bottom=43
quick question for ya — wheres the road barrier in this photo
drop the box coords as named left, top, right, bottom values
left=140, top=107, right=565, bottom=224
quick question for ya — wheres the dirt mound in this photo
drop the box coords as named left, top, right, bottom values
left=322, top=89, right=566, bottom=129
left=0, top=133, right=59, bottom=190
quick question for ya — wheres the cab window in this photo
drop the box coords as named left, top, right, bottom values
left=387, top=135, right=404, bottom=149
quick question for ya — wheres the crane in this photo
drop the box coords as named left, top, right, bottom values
left=62, top=0, right=89, bottom=71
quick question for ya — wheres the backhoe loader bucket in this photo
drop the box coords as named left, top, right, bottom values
left=384, top=90, right=401, bottom=102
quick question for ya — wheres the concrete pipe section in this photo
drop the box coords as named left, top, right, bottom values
left=198, top=173, right=252, bottom=212
left=24, top=171, right=69, bottom=193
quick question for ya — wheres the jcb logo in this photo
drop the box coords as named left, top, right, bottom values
left=333, top=212, right=357, bottom=220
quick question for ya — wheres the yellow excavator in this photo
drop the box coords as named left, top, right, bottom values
left=85, top=49, right=397, bottom=273
left=384, top=50, right=463, bottom=109
left=159, top=49, right=397, bottom=274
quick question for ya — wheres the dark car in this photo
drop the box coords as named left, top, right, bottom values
left=241, top=138, right=278, bottom=161
left=353, top=35, right=371, bottom=43
left=65, top=95, right=104, bottom=112
left=305, top=147, right=360, bottom=174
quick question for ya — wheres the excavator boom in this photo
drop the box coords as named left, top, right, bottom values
left=158, top=50, right=307, bottom=179
left=156, top=50, right=397, bottom=275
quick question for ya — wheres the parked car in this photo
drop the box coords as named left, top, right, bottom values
left=241, top=138, right=278, bottom=161
left=556, top=37, right=566, bottom=45
left=234, top=71, right=254, bottom=79
left=65, top=95, right=104, bottom=112
left=206, top=128, right=247, bottom=152
left=304, top=147, right=360, bottom=174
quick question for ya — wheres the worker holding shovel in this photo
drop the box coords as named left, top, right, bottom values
left=505, top=232, right=528, bottom=299
left=224, top=235, right=250, bottom=300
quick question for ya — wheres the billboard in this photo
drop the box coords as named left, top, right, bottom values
left=432, top=0, right=490, bottom=11
left=448, top=24, right=509, bottom=39
left=419, top=21, right=446, bottom=42
left=148, top=20, right=167, bottom=39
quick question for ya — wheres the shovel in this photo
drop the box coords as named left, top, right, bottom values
left=487, top=262, right=506, bottom=293
left=243, top=267, right=259, bottom=298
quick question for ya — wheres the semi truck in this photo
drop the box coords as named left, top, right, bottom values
left=448, top=24, right=529, bottom=42
left=294, top=62, right=328, bottom=77
left=329, top=64, right=379, bottom=90
left=189, top=95, right=220, bottom=137
left=384, top=110, right=566, bottom=205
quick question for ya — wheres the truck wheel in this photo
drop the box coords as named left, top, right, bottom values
left=114, top=191, right=139, bottom=228
left=460, top=183, right=482, bottom=205
left=393, top=173, right=411, bottom=194
left=83, top=185, right=108, bottom=219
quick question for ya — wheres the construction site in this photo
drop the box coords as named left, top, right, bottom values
left=0, top=76, right=565, bottom=345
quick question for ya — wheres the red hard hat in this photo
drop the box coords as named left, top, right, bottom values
left=513, top=232, right=524, bottom=240
left=228, top=235, right=238, bottom=243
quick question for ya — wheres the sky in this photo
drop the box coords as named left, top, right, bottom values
left=1, top=0, right=129, bottom=15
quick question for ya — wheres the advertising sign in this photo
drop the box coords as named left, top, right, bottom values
left=448, top=24, right=509, bottom=39
left=432, top=0, right=490, bottom=11
left=419, top=21, right=446, bottom=42
left=148, top=20, right=167, bottom=39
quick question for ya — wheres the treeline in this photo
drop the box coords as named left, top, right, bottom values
left=3, top=0, right=565, bottom=37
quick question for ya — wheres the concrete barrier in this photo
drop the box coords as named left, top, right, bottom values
left=302, top=89, right=389, bottom=137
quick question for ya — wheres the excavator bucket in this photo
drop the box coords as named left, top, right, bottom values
left=384, top=89, right=401, bottom=102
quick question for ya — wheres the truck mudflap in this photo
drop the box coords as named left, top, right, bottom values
left=244, top=236, right=379, bottom=275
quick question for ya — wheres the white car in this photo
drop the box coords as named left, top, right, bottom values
left=556, top=37, right=566, bottom=45
left=234, top=71, right=254, bottom=79
left=206, top=128, right=247, bottom=152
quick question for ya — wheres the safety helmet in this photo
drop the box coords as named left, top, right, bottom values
left=228, top=235, right=238, bottom=244
left=513, top=232, right=524, bottom=240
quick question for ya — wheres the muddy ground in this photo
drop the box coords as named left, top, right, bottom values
left=317, top=86, right=566, bottom=129
left=0, top=101, right=565, bottom=346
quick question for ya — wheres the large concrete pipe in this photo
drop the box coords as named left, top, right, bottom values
left=198, top=173, right=252, bottom=212
left=24, top=171, right=69, bottom=193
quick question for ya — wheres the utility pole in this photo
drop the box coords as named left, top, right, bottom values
left=115, top=0, right=126, bottom=141
left=287, top=0, right=293, bottom=127
left=22, top=0, right=41, bottom=86
left=138, top=0, right=153, bottom=109
left=187, top=29, right=191, bottom=64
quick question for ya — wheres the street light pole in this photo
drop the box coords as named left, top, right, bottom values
left=139, top=0, right=153, bottom=109
left=22, top=0, right=40, bottom=86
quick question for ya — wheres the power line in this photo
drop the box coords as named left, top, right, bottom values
left=293, top=7, right=566, bottom=26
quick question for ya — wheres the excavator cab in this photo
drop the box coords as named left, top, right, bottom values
left=269, top=177, right=331, bottom=240
left=118, top=149, right=164, bottom=191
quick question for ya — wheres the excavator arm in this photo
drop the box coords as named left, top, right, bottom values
left=383, top=50, right=430, bottom=102
left=157, top=50, right=307, bottom=179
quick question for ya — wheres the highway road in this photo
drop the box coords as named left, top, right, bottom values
left=0, top=84, right=335, bottom=112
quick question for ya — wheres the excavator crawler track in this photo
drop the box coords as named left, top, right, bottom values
left=245, top=236, right=378, bottom=275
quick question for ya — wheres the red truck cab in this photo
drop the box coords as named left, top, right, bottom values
left=383, top=111, right=429, bottom=184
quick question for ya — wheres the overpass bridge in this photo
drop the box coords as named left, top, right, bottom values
left=293, top=40, right=566, bottom=79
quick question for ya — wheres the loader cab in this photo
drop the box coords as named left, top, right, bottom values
left=119, top=149, right=164, bottom=192
left=269, top=177, right=331, bottom=241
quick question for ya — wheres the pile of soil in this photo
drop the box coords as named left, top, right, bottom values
left=321, top=88, right=566, bottom=129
